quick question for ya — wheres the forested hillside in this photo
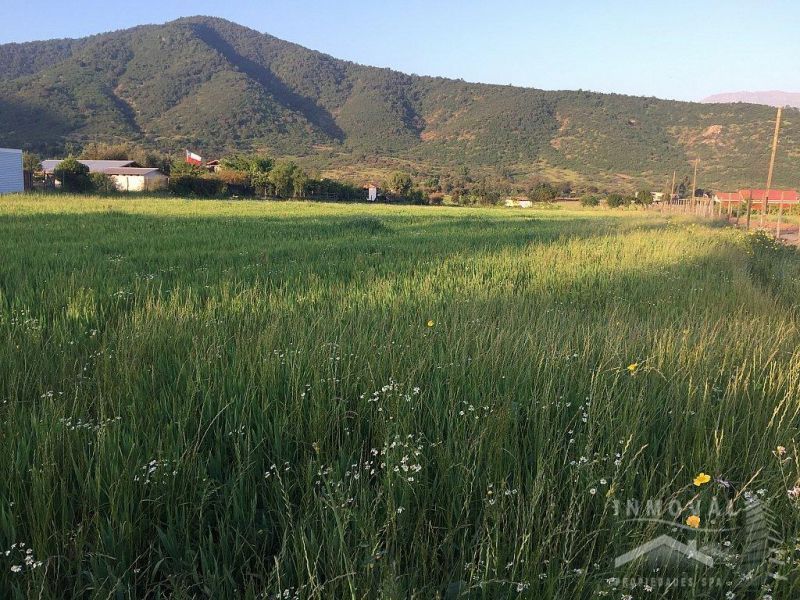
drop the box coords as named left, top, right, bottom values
left=1, top=16, right=797, bottom=190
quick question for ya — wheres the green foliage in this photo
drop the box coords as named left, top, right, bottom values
left=606, top=193, right=628, bottom=208
left=22, top=151, right=41, bottom=173
left=89, top=173, right=117, bottom=194
left=219, top=154, right=273, bottom=174
left=268, top=161, right=307, bottom=198
left=580, top=195, right=600, bottom=207
left=53, top=156, right=92, bottom=192
left=387, top=171, right=413, bottom=197
left=169, top=174, right=225, bottom=197
left=170, top=159, right=206, bottom=177
left=635, top=190, right=653, bottom=205
left=526, top=182, right=558, bottom=203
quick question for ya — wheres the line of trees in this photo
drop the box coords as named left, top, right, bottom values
left=24, top=142, right=669, bottom=206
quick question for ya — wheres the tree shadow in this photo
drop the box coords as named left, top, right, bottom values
left=190, top=23, right=345, bottom=142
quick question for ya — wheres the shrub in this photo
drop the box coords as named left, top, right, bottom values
left=387, top=172, right=413, bottom=197
left=90, top=173, right=118, bottom=194
left=169, top=175, right=225, bottom=197
left=606, top=193, right=628, bottom=208
left=54, top=157, right=92, bottom=193
left=580, top=195, right=600, bottom=207
left=526, top=182, right=558, bottom=203
left=635, top=190, right=653, bottom=205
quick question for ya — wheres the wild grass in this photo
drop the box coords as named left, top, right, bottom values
left=0, top=195, right=799, bottom=598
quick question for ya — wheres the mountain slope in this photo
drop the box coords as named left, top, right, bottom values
left=1, top=16, right=798, bottom=190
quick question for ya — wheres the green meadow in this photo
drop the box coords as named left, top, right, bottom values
left=0, top=196, right=799, bottom=598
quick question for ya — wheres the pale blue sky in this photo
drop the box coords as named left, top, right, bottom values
left=1, top=0, right=797, bottom=101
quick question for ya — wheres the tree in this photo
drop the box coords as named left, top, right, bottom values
left=54, top=157, right=92, bottom=193
left=269, top=161, right=307, bottom=198
left=22, top=152, right=41, bottom=173
left=606, top=193, right=628, bottom=208
left=387, top=172, right=413, bottom=197
left=580, top=195, right=600, bottom=207
left=526, top=182, right=557, bottom=203
left=635, top=190, right=653, bottom=205
left=292, top=169, right=309, bottom=198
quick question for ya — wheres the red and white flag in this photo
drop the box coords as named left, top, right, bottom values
left=185, top=150, right=203, bottom=166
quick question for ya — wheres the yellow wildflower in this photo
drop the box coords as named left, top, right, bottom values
left=426, top=320, right=435, bottom=328
left=686, top=515, right=701, bottom=529
left=627, top=363, right=639, bottom=374
left=776, top=446, right=787, bottom=457
left=693, top=472, right=711, bottom=487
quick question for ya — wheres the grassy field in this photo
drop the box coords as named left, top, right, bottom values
left=0, top=196, right=799, bottom=598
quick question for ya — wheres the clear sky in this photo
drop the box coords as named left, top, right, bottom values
left=1, top=0, right=797, bottom=102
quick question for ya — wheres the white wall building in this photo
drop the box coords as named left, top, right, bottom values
left=104, top=168, right=168, bottom=192
left=0, top=148, right=24, bottom=194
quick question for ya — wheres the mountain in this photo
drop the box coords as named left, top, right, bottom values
left=702, top=91, right=800, bottom=109
left=1, top=16, right=798, bottom=191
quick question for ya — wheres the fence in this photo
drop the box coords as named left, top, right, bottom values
left=652, top=198, right=800, bottom=244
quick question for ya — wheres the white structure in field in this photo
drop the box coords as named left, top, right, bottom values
left=104, top=167, right=168, bottom=192
left=0, top=148, right=24, bottom=194
left=367, top=185, right=378, bottom=202
left=41, top=159, right=168, bottom=192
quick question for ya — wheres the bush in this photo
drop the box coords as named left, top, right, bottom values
left=387, top=172, right=413, bottom=197
left=580, top=195, right=600, bottom=207
left=54, top=157, right=92, bottom=193
left=526, top=182, right=558, bottom=203
left=606, top=193, right=628, bottom=208
left=635, top=190, right=653, bottom=205
left=169, top=175, right=226, bottom=197
left=90, top=173, right=118, bottom=194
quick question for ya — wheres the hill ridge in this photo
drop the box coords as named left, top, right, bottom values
left=1, top=16, right=798, bottom=190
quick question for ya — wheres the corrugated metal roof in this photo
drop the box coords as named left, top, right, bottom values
left=104, top=168, right=164, bottom=176
left=41, top=159, right=135, bottom=174
left=0, top=148, right=23, bottom=194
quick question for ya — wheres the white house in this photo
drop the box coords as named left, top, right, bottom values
left=104, top=167, right=168, bottom=192
left=41, top=159, right=168, bottom=192
left=0, top=148, right=24, bottom=194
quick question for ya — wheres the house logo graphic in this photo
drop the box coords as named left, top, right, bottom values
left=614, top=535, right=714, bottom=569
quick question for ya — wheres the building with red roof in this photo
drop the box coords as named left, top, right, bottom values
left=713, top=189, right=798, bottom=210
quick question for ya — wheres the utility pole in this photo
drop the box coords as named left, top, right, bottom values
left=670, top=170, right=676, bottom=199
left=746, top=190, right=753, bottom=230
left=691, top=159, right=699, bottom=214
left=762, top=106, right=783, bottom=227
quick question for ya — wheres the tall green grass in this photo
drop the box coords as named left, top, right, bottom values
left=0, top=196, right=798, bottom=598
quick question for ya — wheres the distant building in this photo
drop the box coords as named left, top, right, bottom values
left=365, top=184, right=378, bottom=202
left=104, top=167, right=168, bottom=192
left=714, top=189, right=798, bottom=210
left=504, top=199, right=533, bottom=208
left=651, top=192, right=665, bottom=203
left=41, top=159, right=167, bottom=192
left=205, top=160, right=222, bottom=173
left=0, top=148, right=24, bottom=194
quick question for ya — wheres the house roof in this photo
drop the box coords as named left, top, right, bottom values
left=103, top=167, right=164, bottom=176
left=715, top=189, right=799, bottom=203
left=739, top=188, right=798, bottom=201
left=41, top=159, right=136, bottom=174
